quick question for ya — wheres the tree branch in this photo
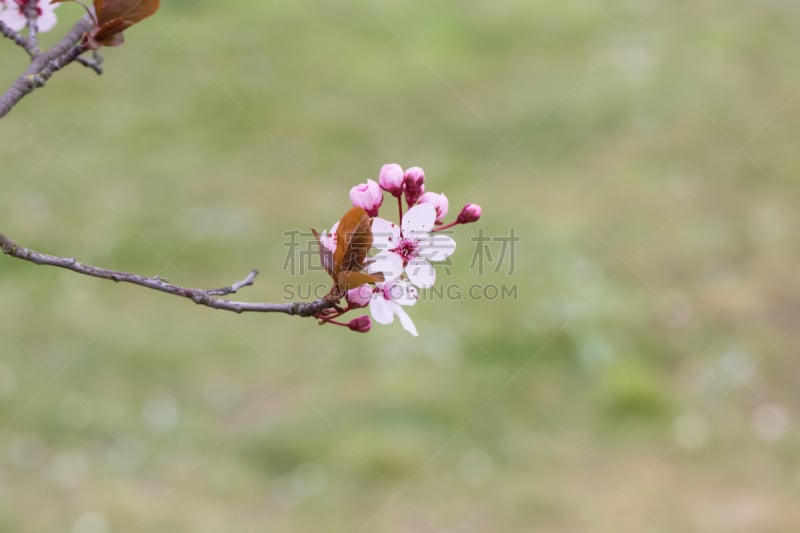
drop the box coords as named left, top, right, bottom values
left=0, top=20, right=37, bottom=55
left=0, top=15, right=95, bottom=118
left=1, top=19, right=103, bottom=74
left=0, top=232, right=338, bottom=317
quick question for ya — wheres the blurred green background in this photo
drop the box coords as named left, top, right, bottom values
left=2, top=1, right=800, bottom=531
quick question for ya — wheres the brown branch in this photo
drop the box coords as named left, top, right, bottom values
left=0, top=15, right=95, bottom=118
left=0, top=232, right=338, bottom=317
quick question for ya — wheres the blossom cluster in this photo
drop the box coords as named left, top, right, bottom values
left=314, top=164, right=482, bottom=336
left=0, top=0, right=59, bottom=33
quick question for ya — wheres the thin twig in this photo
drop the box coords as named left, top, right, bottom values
left=0, top=20, right=37, bottom=55
left=24, top=0, right=39, bottom=53
left=207, top=269, right=259, bottom=295
left=76, top=50, right=103, bottom=75
left=0, top=15, right=94, bottom=118
left=0, top=233, right=337, bottom=317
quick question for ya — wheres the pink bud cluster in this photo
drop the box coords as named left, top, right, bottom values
left=349, top=163, right=482, bottom=228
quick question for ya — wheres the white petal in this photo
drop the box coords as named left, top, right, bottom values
left=421, top=234, right=456, bottom=262
left=371, top=217, right=400, bottom=251
left=405, top=257, right=436, bottom=289
left=0, top=9, right=27, bottom=31
left=368, top=251, right=403, bottom=281
left=394, top=305, right=419, bottom=336
left=402, top=203, right=436, bottom=238
left=37, top=4, right=58, bottom=33
left=370, top=294, right=395, bottom=325
left=319, top=221, right=339, bottom=252
left=391, top=279, right=419, bottom=306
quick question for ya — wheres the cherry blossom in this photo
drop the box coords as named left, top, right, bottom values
left=369, top=202, right=456, bottom=289
left=318, top=222, right=338, bottom=252
left=310, top=163, right=481, bottom=335
left=0, top=0, right=59, bottom=33
left=315, top=221, right=338, bottom=276
left=369, top=279, right=419, bottom=336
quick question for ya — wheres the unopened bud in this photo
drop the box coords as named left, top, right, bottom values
left=403, top=167, right=425, bottom=207
left=417, top=192, right=449, bottom=224
left=349, top=179, right=383, bottom=217
left=346, top=284, right=373, bottom=308
left=378, top=163, right=405, bottom=197
left=456, top=203, right=482, bottom=224
left=348, top=315, right=372, bottom=333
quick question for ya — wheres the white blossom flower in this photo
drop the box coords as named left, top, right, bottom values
left=369, top=203, right=456, bottom=289
left=369, top=278, right=419, bottom=336
left=0, top=0, right=59, bottom=33
left=318, top=221, right=338, bottom=252
left=314, top=221, right=339, bottom=276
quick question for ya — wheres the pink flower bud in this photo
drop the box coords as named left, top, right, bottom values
left=346, top=284, right=373, bottom=308
left=456, top=203, right=482, bottom=224
left=417, top=192, right=449, bottom=224
left=348, top=315, right=372, bottom=333
left=403, top=167, right=425, bottom=207
left=378, top=163, right=405, bottom=197
left=349, top=179, right=383, bottom=217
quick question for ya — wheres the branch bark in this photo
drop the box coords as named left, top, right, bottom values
left=1, top=18, right=103, bottom=73
left=24, top=0, right=40, bottom=53
left=0, top=20, right=37, bottom=55
left=0, top=15, right=95, bottom=118
left=0, top=232, right=338, bottom=318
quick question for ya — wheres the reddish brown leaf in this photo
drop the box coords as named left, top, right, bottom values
left=312, top=207, right=382, bottom=292
left=94, top=0, right=160, bottom=25
left=52, top=0, right=159, bottom=48
left=333, top=207, right=373, bottom=278
left=337, top=270, right=383, bottom=292
left=90, top=18, right=132, bottom=47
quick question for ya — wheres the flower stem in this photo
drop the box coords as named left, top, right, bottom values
left=397, top=195, right=404, bottom=226
left=431, top=221, right=458, bottom=232
left=319, top=316, right=349, bottom=327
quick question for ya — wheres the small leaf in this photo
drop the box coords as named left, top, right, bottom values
left=90, top=18, right=132, bottom=47
left=94, top=0, right=160, bottom=25
left=333, top=207, right=373, bottom=278
left=53, top=0, right=161, bottom=48
left=314, top=207, right=382, bottom=293
left=337, top=270, right=383, bottom=292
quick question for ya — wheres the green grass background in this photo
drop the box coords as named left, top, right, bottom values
left=2, top=1, right=800, bottom=531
